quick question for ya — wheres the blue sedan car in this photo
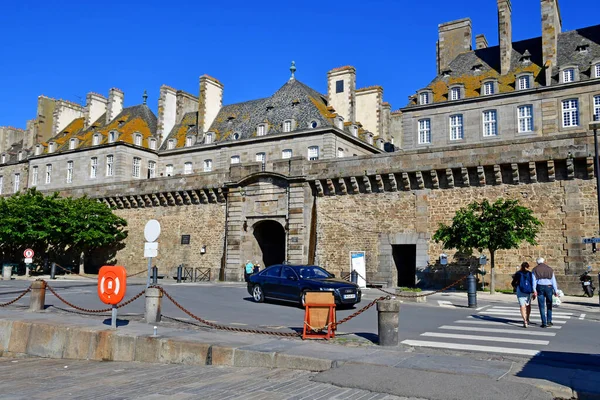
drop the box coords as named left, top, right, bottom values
left=247, top=264, right=361, bottom=307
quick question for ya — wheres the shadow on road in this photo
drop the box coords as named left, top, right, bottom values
left=102, top=318, right=130, bottom=327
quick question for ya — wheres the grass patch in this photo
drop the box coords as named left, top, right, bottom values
left=397, top=287, right=422, bottom=293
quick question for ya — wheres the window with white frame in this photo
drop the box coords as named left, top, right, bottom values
left=184, top=162, right=192, bottom=174
left=13, top=173, right=19, bottom=193
left=90, top=157, right=97, bottom=178
left=352, top=125, right=358, bottom=137
left=48, top=143, right=55, bottom=153
left=563, top=68, right=575, bottom=83
left=135, top=134, right=142, bottom=146
left=109, top=131, right=117, bottom=143
left=449, top=87, right=461, bottom=101
left=419, top=92, right=430, bottom=105
left=148, top=161, right=156, bottom=178
left=256, top=152, right=265, bottom=163
left=594, top=95, right=600, bottom=122
left=132, top=157, right=141, bottom=178
left=418, top=119, right=431, bottom=144
left=518, top=105, right=534, bottom=133
left=205, top=133, right=213, bottom=144
left=308, top=146, right=319, bottom=160
left=17, top=152, right=23, bottom=161
left=483, top=82, right=494, bottom=95
left=149, top=138, right=156, bottom=150
left=31, top=166, right=38, bottom=186
left=483, top=110, right=498, bottom=136
left=167, top=139, right=175, bottom=149
left=45, top=164, right=52, bottom=184
left=0, top=176, right=3, bottom=194
left=338, top=147, right=345, bottom=158
left=66, top=161, right=73, bottom=183
left=518, top=75, right=531, bottom=90
left=230, top=155, right=240, bottom=164
left=106, top=155, right=114, bottom=177
left=449, top=115, right=464, bottom=140
left=203, top=159, right=212, bottom=172
left=283, top=120, right=292, bottom=133
left=562, top=99, right=579, bottom=127
left=257, top=124, right=266, bottom=136
left=185, top=136, right=193, bottom=147
left=92, top=134, right=100, bottom=146
left=595, top=64, right=600, bottom=79
left=165, top=164, right=174, bottom=176
left=282, top=149, right=292, bottom=159
left=69, top=138, right=76, bottom=150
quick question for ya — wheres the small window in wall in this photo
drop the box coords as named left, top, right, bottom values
left=233, top=132, right=240, bottom=140
left=135, top=134, right=142, bottom=146
left=203, top=159, right=212, bottom=172
left=595, top=64, right=600, bottom=79
left=108, top=131, right=117, bottom=143
left=282, top=149, right=292, bottom=159
left=483, top=110, right=498, bottom=136
left=562, top=68, right=575, bottom=83
left=31, top=166, right=38, bottom=186
left=283, top=120, right=292, bottom=133
left=165, top=164, right=174, bottom=176
left=418, top=119, right=431, bottom=144
left=149, top=138, right=157, bottom=150
left=337, top=148, right=344, bottom=158
left=308, top=146, right=319, bottom=161
left=45, top=164, right=52, bottom=184
left=90, top=157, right=98, bottom=178
left=483, top=82, right=494, bottom=95
left=336, top=80, right=344, bottom=93
left=230, top=155, right=240, bottom=164
left=167, top=139, right=176, bottom=149
left=106, top=155, right=114, bottom=177
left=13, top=173, right=20, bottom=193
left=309, top=120, right=319, bottom=129
left=562, top=99, right=579, bottom=127
left=92, top=134, right=100, bottom=146
left=518, top=105, right=534, bottom=133
left=257, top=124, right=266, bottom=136
left=148, top=161, right=156, bottom=178
left=449, top=114, right=464, bottom=140
left=594, top=95, right=600, bottom=122
left=449, top=87, right=461, bottom=101
left=184, top=162, right=193, bottom=174
left=66, top=161, right=73, bottom=183
left=256, top=152, right=265, bottom=163
left=205, top=133, right=213, bottom=144
left=419, top=92, right=430, bottom=105
left=518, top=75, right=531, bottom=90
left=132, top=157, right=141, bottom=178
left=69, top=138, right=76, bottom=150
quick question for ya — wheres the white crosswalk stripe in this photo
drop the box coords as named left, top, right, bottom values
left=401, top=305, right=568, bottom=356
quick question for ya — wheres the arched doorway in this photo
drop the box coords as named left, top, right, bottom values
left=253, top=220, right=286, bottom=267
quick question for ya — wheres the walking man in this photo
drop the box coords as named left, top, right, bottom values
left=532, top=257, right=559, bottom=328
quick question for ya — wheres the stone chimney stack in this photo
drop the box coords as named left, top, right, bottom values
left=106, top=88, right=124, bottom=124
left=541, top=0, right=562, bottom=84
left=84, top=92, right=108, bottom=129
left=327, top=66, right=356, bottom=124
left=198, top=75, right=223, bottom=133
left=476, top=34, right=489, bottom=49
left=497, top=0, right=513, bottom=75
left=437, top=18, right=472, bottom=74
left=157, top=85, right=177, bottom=145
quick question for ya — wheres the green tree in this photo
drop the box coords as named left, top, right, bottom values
left=432, top=198, right=542, bottom=294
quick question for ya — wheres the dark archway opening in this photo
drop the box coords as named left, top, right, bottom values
left=393, top=244, right=416, bottom=288
left=253, top=220, right=286, bottom=267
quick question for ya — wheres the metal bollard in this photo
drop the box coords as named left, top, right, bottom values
left=50, top=262, right=56, bottom=280
left=467, top=273, right=477, bottom=308
left=176, top=264, right=183, bottom=283
left=350, top=270, right=358, bottom=284
left=376, top=298, right=401, bottom=346
left=145, top=287, right=162, bottom=323
left=29, top=280, right=46, bottom=312
left=152, top=266, right=158, bottom=284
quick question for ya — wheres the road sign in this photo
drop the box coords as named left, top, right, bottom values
left=98, top=266, right=127, bottom=305
left=144, top=242, right=158, bottom=258
left=583, top=238, right=600, bottom=244
left=23, top=249, right=34, bottom=258
left=144, top=220, right=161, bottom=243
left=24, top=257, right=33, bottom=264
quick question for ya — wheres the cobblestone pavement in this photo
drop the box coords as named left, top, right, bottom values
left=0, top=358, right=418, bottom=400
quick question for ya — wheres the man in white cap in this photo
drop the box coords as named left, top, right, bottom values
left=532, top=257, right=559, bottom=328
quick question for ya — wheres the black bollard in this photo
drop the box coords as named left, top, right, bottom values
left=50, top=262, right=56, bottom=280
left=152, top=266, right=158, bottom=284
left=467, top=273, right=477, bottom=308
left=350, top=270, right=358, bottom=284
left=177, top=264, right=183, bottom=283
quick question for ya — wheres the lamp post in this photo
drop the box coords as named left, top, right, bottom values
left=591, top=116, right=600, bottom=234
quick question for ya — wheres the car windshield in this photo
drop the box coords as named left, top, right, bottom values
left=297, top=266, right=332, bottom=279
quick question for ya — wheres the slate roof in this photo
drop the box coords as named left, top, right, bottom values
left=0, top=140, right=26, bottom=164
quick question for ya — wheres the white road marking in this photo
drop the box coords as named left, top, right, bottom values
left=401, top=340, right=540, bottom=356
left=420, top=332, right=549, bottom=345
left=437, top=300, right=455, bottom=307
left=475, top=305, right=490, bottom=311
left=229, top=322, right=247, bottom=326
left=486, top=307, right=573, bottom=316
left=458, top=318, right=562, bottom=328
left=480, top=311, right=571, bottom=319
left=439, top=325, right=556, bottom=336
left=579, top=314, right=586, bottom=320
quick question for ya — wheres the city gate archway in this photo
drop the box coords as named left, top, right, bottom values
left=253, top=220, right=286, bottom=267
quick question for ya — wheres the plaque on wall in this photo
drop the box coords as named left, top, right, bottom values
left=181, top=235, right=191, bottom=245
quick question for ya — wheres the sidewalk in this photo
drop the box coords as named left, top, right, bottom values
left=1, top=307, right=598, bottom=399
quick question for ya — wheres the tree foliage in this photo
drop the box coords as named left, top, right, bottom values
left=0, top=189, right=127, bottom=267
left=432, top=198, right=542, bottom=294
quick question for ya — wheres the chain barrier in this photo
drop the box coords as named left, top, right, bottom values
left=53, top=263, right=146, bottom=280
left=349, top=270, right=467, bottom=298
left=127, top=270, right=147, bottom=278
left=334, top=296, right=387, bottom=329
left=155, top=286, right=302, bottom=338
left=0, top=285, right=32, bottom=307
left=45, top=281, right=146, bottom=313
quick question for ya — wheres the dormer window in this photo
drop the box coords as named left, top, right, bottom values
left=205, top=132, right=213, bottom=144
left=17, top=152, right=23, bottom=161
left=335, top=116, right=344, bottom=130
left=562, top=68, right=576, bottom=83
left=233, top=132, right=240, bottom=140
left=594, top=63, right=600, bottom=79
left=1, top=154, right=5, bottom=163
left=576, top=44, right=589, bottom=54
left=48, top=142, right=56, bottom=153
left=35, top=145, right=42, bottom=156
left=351, top=125, right=358, bottom=137
left=266, top=105, right=274, bottom=112
left=69, top=138, right=77, bottom=150
left=517, top=75, right=531, bottom=90
left=482, top=81, right=495, bottom=96
left=441, top=69, right=452, bottom=78
left=449, top=87, right=461, bottom=101
left=419, top=92, right=431, bottom=105
left=227, top=116, right=235, bottom=124
left=309, top=120, right=319, bottom=129
left=134, top=134, right=142, bottom=146
left=185, top=136, right=194, bottom=147
left=167, top=139, right=176, bottom=150
left=257, top=124, right=266, bottom=136
left=149, top=138, right=157, bottom=150
left=92, top=134, right=100, bottom=146
left=366, top=133, right=374, bottom=145
left=118, top=120, right=125, bottom=128
left=108, top=131, right=117, bottom=143
left=283, top=120, right=292, bottom=133
left=471, top=64, right=483, bottom=72
left=520, top=49, right=532, bottom=64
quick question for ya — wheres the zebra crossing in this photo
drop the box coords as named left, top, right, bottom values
left=401, top=305, right=573, bottom=356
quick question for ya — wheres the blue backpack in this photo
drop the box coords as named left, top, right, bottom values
left=518, top=271, right=533, bottom=294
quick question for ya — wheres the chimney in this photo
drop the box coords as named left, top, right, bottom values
left=53, top=100, right=84, bottom=135
left=84, top=92, right=108, bottom=128
left=476, top=34, right=488, bottom=49
left=106, top=88, right=124, bottom=124
left=198, top=75, right=223, bottom=133
left=157, top=85, right=177, bottom=145
left=497, top=0, right=513, bottom=75
left=437, top=18, right=472, bottom=74
left=541, top=0, right=562, bottom=84
left=327, top=66, right=356, bottom=123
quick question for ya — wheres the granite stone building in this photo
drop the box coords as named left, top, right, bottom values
left=1, top=0, right=599, bottom=293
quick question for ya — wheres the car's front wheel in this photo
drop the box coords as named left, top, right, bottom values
left=252, top=285, right=264, bottom=303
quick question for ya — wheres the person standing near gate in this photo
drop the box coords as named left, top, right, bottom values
left=244, top=260, right=254, bottom=282
left=532, top=257, right=559, bottom=328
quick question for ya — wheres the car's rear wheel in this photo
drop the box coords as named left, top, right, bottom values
left=300, top=290, right=308, bottom=307
left=252, top=285, right=264, bottom=303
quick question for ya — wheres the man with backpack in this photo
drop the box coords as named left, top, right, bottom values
left=532, top=257, right=559, bottom=328
left=511, top=262, right=535, bottom=328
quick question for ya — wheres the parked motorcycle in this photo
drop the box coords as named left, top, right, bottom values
left=580, top=266, right=596, bottom=297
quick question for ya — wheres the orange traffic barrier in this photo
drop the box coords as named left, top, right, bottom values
left=302, top=292, right=336, bottom=340
left=98, top=266, right=127, bottom=305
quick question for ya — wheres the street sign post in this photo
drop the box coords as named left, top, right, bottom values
left=144, top=220, right=161, bottom=288
left=23, top=249, right=34, bottom=277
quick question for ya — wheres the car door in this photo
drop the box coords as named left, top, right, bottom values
left=262, top=265, right=283, bottom=299
left=279, top=266, right=301, bottom=301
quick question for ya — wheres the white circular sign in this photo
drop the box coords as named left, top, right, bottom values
left=144, top=220, right=161, bottom=242
left=24, top=248, right=34, bottom=258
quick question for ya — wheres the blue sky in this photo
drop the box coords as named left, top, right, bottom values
left=0, top=0, right=597, bottom=129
